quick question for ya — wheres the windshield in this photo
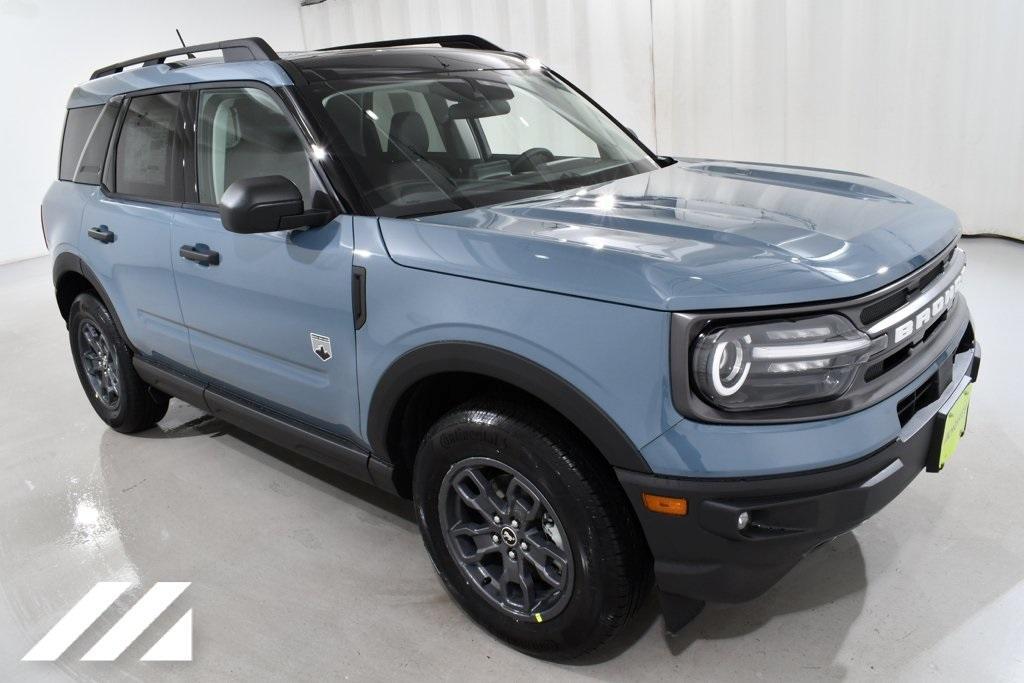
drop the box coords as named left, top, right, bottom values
left=306, top=69, right=659, bottom=217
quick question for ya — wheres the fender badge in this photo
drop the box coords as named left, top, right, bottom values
left=310, top=333, right=332, bottom=362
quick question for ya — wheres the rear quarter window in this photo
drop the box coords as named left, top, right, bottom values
left=59, top=105, right=103, bottom=181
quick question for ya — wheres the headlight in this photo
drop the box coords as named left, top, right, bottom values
left=691, top=314, right=882, bottom=411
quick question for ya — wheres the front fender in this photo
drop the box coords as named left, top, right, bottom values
left=353, top=216, right=677, bottom=474
left=367, top=341, right=652, bottom=472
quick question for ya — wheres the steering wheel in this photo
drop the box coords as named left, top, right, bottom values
left=510, top=147, right=555, bottom=174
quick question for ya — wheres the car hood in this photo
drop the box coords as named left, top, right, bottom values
left=378, top=159, right=960, bottom=310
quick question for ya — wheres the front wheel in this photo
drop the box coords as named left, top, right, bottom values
left=68, top=292, right=168, bottom=433
left=413, top=400, right=651, bottom=660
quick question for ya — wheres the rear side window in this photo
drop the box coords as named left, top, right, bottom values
left=71, top=102, right=119, bottom=185
left=59, top=105, right=103, bottom=181
left=114, top=92, right=183, bottom=202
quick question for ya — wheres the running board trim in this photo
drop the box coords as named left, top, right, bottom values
left=132, top=357, right=396, bottom=493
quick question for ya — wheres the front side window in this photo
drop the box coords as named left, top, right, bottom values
left=114, top=92, right=183, bottom=202
left=195, top=87, right=322, bottom=208
left=309, top=69, right=657, bottom=218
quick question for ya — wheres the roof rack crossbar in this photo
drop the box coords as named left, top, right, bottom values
left=90, top=37, right=279, bottom=80
left=319, top=34, right=503, bottom=53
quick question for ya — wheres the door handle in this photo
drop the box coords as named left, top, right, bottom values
left=179, top=244, right=220, bottom=266
left=87, top=225, right=115, bottom=243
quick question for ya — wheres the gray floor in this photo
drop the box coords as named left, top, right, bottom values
left=1, top=238, right=1022, bottom=682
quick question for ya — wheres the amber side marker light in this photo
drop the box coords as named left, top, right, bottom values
left=642, top=493, right=688, bottom=516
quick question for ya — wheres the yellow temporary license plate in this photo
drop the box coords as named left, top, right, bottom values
left=928, top=382, right=973, bottom=472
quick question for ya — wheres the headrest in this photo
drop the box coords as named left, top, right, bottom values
left=388, top=110, right=429, bottom=154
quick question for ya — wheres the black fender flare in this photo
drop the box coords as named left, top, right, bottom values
left=366, top=341, right=653, bottom=473
left=52, top=250, right=83, bottom=290
left=53, top=252, right=134, bottom=351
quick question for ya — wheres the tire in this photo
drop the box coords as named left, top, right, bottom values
left=68, top=292, right=168, bottom=433
left=413, top=399, right=651, bottom=660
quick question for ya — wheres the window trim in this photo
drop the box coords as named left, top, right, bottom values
left=57, top=109, right=69, bottom=181
left=543, top=67, right=663, bottom=165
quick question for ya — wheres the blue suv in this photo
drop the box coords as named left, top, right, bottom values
left=43, top=35, right=980, bottom=659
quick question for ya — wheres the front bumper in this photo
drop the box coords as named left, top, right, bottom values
left=617, top=334, right=980, bottom=617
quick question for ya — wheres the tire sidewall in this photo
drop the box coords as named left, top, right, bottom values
left=413, top=407, right=626, bottom=657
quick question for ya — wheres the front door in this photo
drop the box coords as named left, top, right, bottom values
left=170, top=86, right=360, bottom=438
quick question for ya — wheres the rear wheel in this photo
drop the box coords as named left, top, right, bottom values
left=68, top=293, right=168, bottom=433
left=413, top=400, right=651, bottom=660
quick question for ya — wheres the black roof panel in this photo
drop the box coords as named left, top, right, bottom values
left=288, top=46, right=527, bottom=83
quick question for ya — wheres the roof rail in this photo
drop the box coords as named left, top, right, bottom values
left=90, top=37, right=279, bottom=80
left=319, top=34, right=503, bottom=53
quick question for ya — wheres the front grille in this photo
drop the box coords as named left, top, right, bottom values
left=897, top=372, right=940, bottom=426
left=864, top=345, right=910, bottom=382
left=864, top=309, right=950, bottom=383
left=859, top=249, right=954, bottom=326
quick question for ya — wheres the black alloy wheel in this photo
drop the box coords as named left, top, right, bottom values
left=77, top=320, right=121, bottom=409
left=413, top=400, right=652, bottom=660
left=439, top=457, right=573, bottom=622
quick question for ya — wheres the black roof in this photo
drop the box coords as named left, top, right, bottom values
left=288, top=46, right=526, bottom=83
left=318, top=34, right=504, bottom=52
left=89, top=34, right=525, bottom=82
left=287, top=34, right=527, bottom=83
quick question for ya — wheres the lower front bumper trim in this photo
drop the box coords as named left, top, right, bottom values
left=619, top=341, right=978, bottom=608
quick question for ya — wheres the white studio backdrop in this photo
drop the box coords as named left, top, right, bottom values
left=2, top=0, right=1021, bottom=265
left=652, top=0, right=1024, bottom=241
left=303, top=0, right=1024, bottom=241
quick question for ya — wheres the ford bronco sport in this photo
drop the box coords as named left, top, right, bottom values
left=43, top=35, right=980, bottom=659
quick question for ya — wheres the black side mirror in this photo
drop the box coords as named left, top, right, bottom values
left=218, top=176, right=333, bottom=234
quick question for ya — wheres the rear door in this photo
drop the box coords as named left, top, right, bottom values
left=79, top=90, right=195, bottom=369
left=170, top=85, right=360, bottom=438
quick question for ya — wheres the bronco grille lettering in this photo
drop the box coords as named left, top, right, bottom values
left=875, top=266, right=964, bottom=346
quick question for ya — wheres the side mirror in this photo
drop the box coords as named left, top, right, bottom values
left=218, top=175, right=333, bottom=234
